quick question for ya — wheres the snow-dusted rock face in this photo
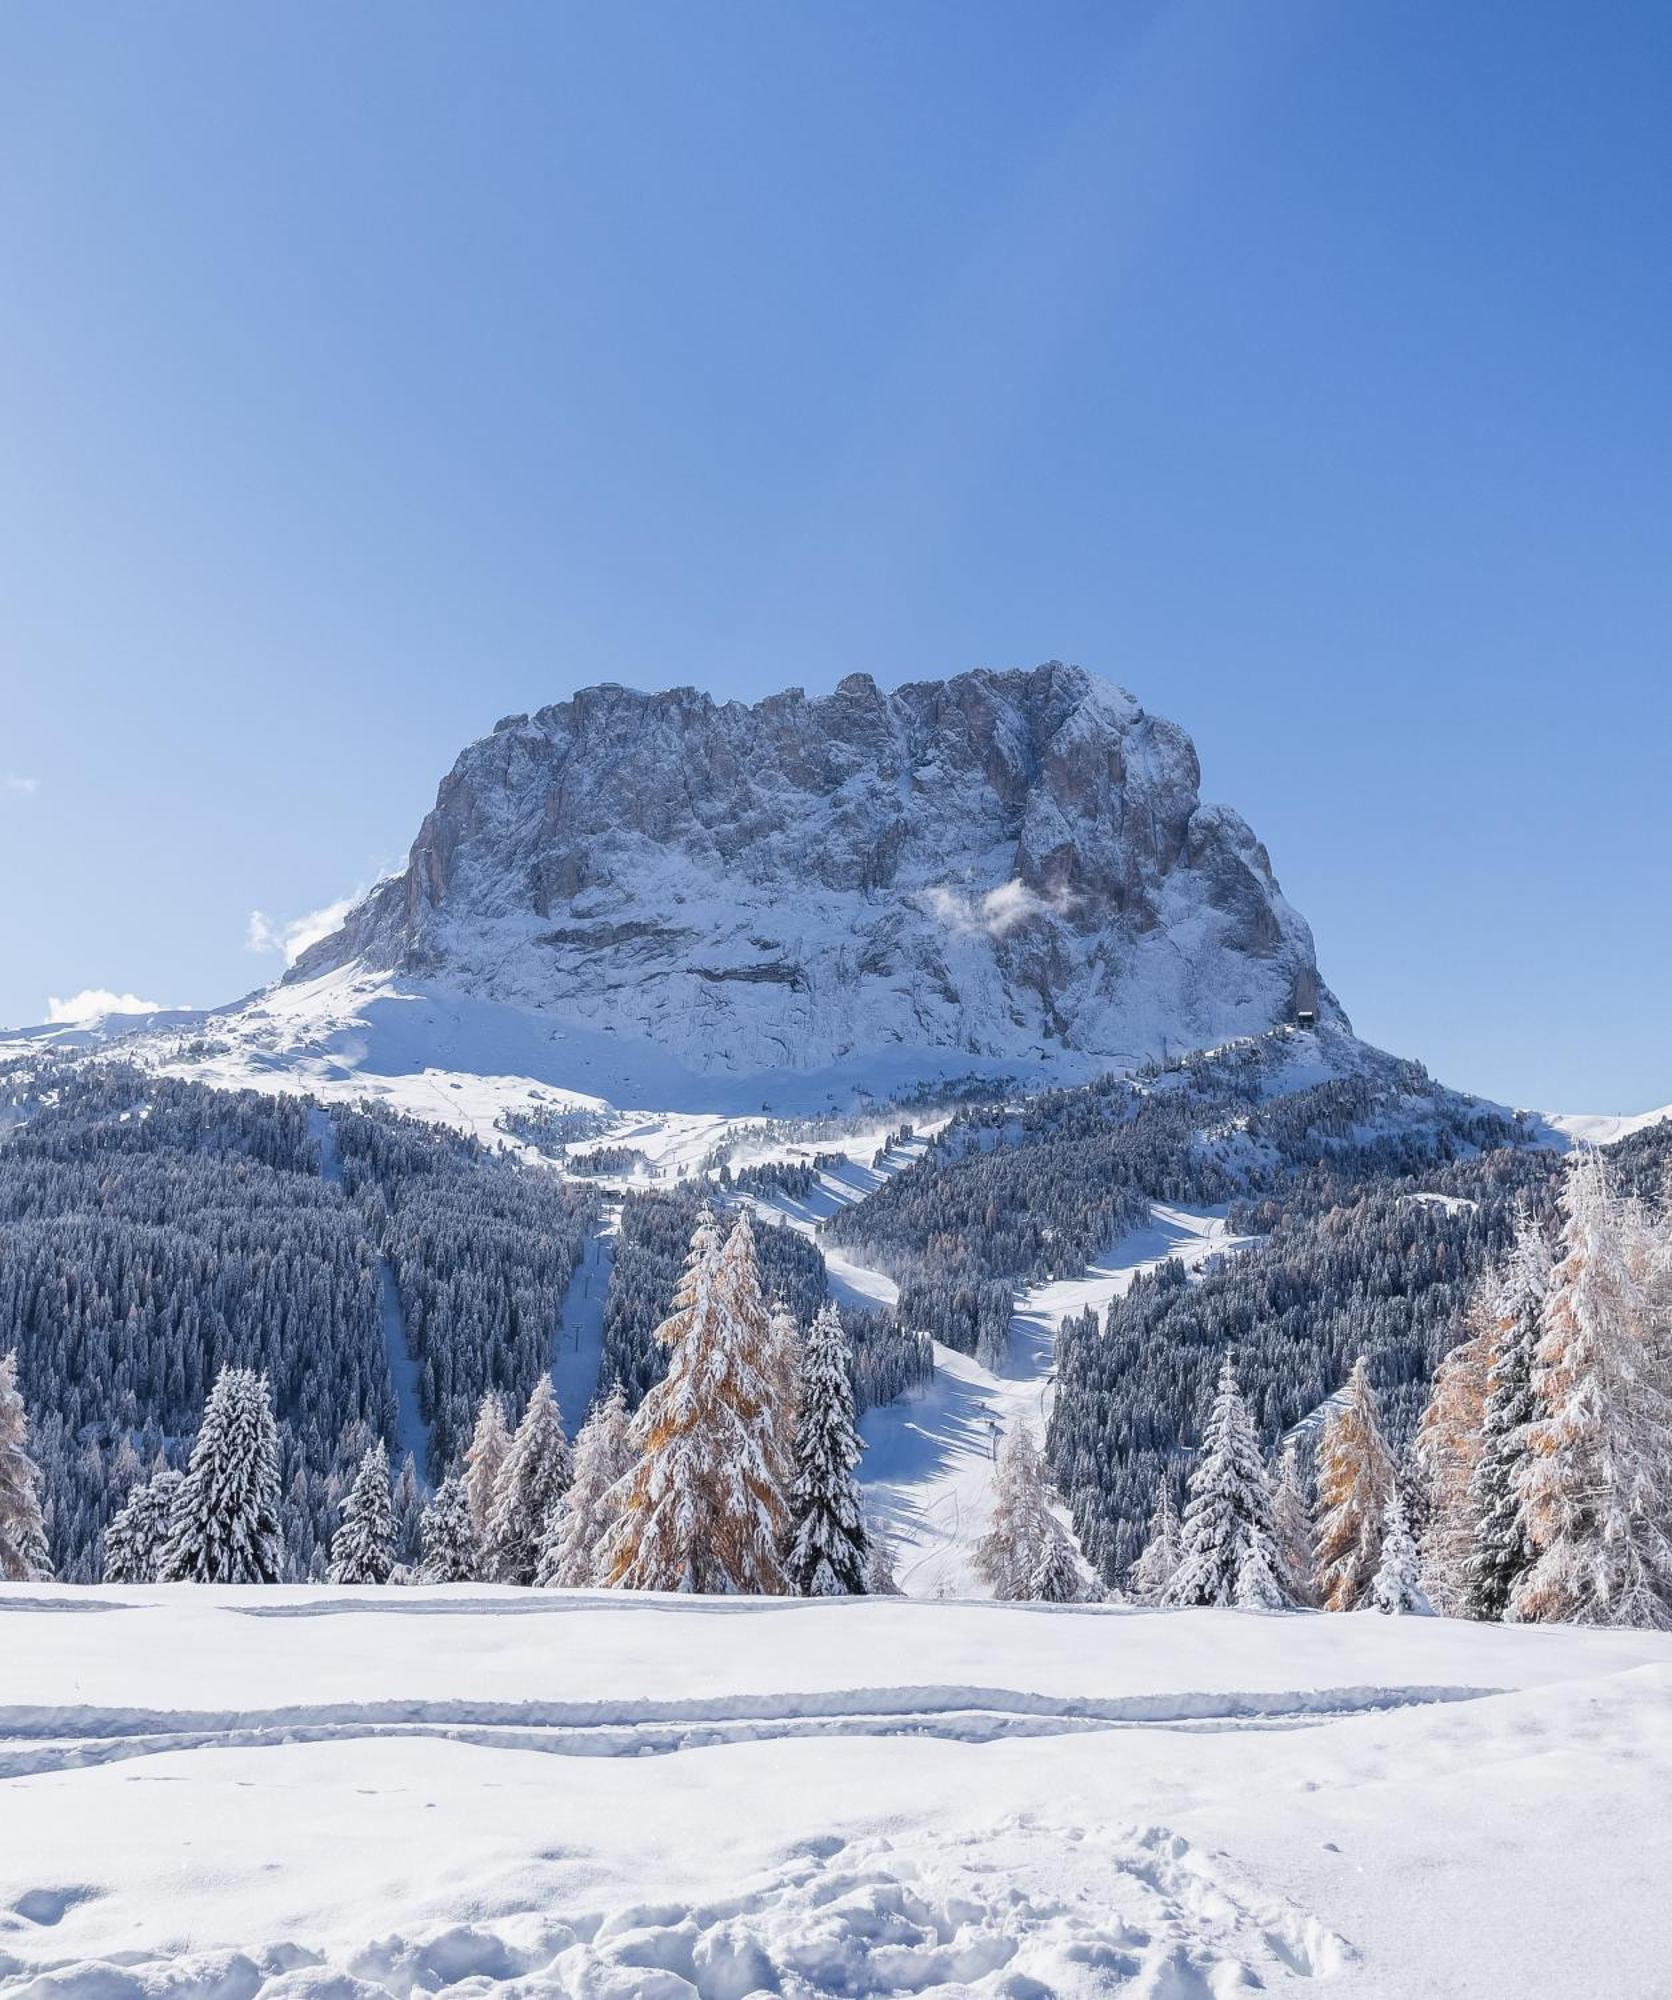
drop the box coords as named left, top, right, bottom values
left=292, top=663, right=1340, bottom=1076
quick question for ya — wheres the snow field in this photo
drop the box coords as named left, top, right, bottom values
left=3, top=1591, right=1670, bottom=1999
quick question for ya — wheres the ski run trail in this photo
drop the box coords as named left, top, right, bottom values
left=4, top=1590, right=1671, bottom=1999
left=741, top=1136, right=1253, bottom=1598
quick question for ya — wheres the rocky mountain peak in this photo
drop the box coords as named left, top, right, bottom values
left=290, top=663, right=1340, bottom=1079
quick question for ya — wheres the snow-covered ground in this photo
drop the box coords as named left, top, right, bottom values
left=2, top=1588, right=1668, bottom=1999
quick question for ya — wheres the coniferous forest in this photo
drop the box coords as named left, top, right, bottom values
left=0, top=1059, right=932, bottom=1580
left=4, top=1034, right=1670, bottom=1631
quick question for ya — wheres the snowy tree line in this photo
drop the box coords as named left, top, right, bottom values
left=564, top=1145, right=649, bottom=1178
left=1048, top=1145, right=1559, bottom=1584
left=1120, top=1351, right=1427, bottom=1616
left=0, top=1065, right=399, bottom=1577
left=0, top=1063, right=931, bottom=1583
left=11, top=1208, right=899, bottom=1601
left=329, top=1105, right=596, bottom=1473
left=1411, top=1142, right=1672, bottom=1628
left=492, top=1103, right=616, bottom=1157
left=1114, top=1134, right=1672, bottom=1631
left=715, top=1155, right=849, bottom=1201
left=824, top=1029, right=1531, bottom=1364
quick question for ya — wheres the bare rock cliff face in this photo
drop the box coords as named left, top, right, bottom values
left=292, top=663, right=1340, bottom=1075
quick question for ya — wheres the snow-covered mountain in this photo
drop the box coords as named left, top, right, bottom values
left=288, top=663, right=1337, bottom=1086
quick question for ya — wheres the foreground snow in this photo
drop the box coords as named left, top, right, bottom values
left=2, top=1591, right=1668, bottom=1998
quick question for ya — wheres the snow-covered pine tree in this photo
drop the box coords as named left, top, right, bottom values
left=1031, top=1515, right=1089, bottom=1603
left=602, top=1210, right=789, bottom=1593
left=1235, top=1533, right=1289, bottom=1611
left=975, top=1422, right=1047, bottom=1599
left=0, top=1351, right=51, bottom=1581
left=1512, top=1149, right=1672, bottom=1629
left=417, top=1476, right=479, bottom=1583
left=1163, top=1356, right=1286, bottom=1609
left=537, top=1381, right=635, bottom=1588
left=160, top=1367, right=286, bottom=1584
left=1128, top=1479, right=1183, bottom=1604
left=786, top=1301, right=869, bottom=1596
left=103, top=1466, right=183, bottom=1583
left=1270, top=1443, right=1318, bottom=1608
left=391, top=1453, right=424, bottom=1573
left=462, top=1392, right=512, bottom=1544
left=485, top=1376, right=572, bottom=1586
left=1313, top=1355, right=1396, bottom=1612
left=1412, top=1293, right=1491, bottom=1616
left=862, top=1513, right=903, bottom=1596
left=329, top=1439, right=397, bottom=1585
left=1466, top=1216, right=1548, bottom=1620
left=974, top=1422, right=1084, bottom=1601
left=1369, top=1484, right=1430, bottom=1615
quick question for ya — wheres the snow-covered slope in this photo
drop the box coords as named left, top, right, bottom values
left=5, top=1587, right=1670, bottom=1999
left=1540, top=1103, right=1672, bottom=1146
left=283, top=663, right=1338, bottom=1089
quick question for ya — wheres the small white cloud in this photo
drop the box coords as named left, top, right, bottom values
left=2, top=773, right=38, bottom=797
left=246, top=894, right=357, bottom=967
left=920, top=879, right=1067, bottom=939
left=46, top=988, right=165, bottom=1024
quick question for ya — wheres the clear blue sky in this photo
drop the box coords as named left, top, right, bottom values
left=2, top=2, right=1667, bottom=1111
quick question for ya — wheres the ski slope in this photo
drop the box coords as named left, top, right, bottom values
left=3, top=1587, right=1669, bottom=1999
left=550, top=1206, right=618, bottom=1430
left=1542, top=1102, right=1672, bottom=1146
left=741, top=1160, right=1253, bottom=1599
left=857, top=1205, right=1255, bottom=1598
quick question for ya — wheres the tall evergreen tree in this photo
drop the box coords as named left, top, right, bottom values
left=417, top=1476, right=479, bottom=1583
left=1032, top=1516, right=1090, bottom=1603
left=1370, top=1485, right=1430, bottom=1615
left=1164, top=1357, right=1285, bottom=1609
left=602, top=1211, right=789, bottom=1593
left=463, top=1392, right=512, bottom=1544
left=1270, top=1443, right=1318, bottom=1608
left=0, top=1351, right=51, bottom=1582
left=1466, top=1218, right=1547, bottom=1619
left=537, top=1382, right=635, bottom=1588
left=975, top=1423, right=1085, bottom=1601
left=1513, top=1150, right=1672, bottom=1629
left=1412, top=1297, right=1491, bottom=1616
left=485, top=1376, right=572, bottom=1585
left=160, top=1367, right=285, bottom=1584
left=1128, top=1480, right=1183, bottom=1604
left=786, top=1302, right=869, bottom=1596
left=329, top=1439, right=397, bottom=1585
left=1314, top=1356, right=1396, bottom=1612
left=103, top=1467, right=183, bottom=1584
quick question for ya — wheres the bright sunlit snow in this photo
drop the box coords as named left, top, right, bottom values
left=3, top=1589, right=1668, bottom=1999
